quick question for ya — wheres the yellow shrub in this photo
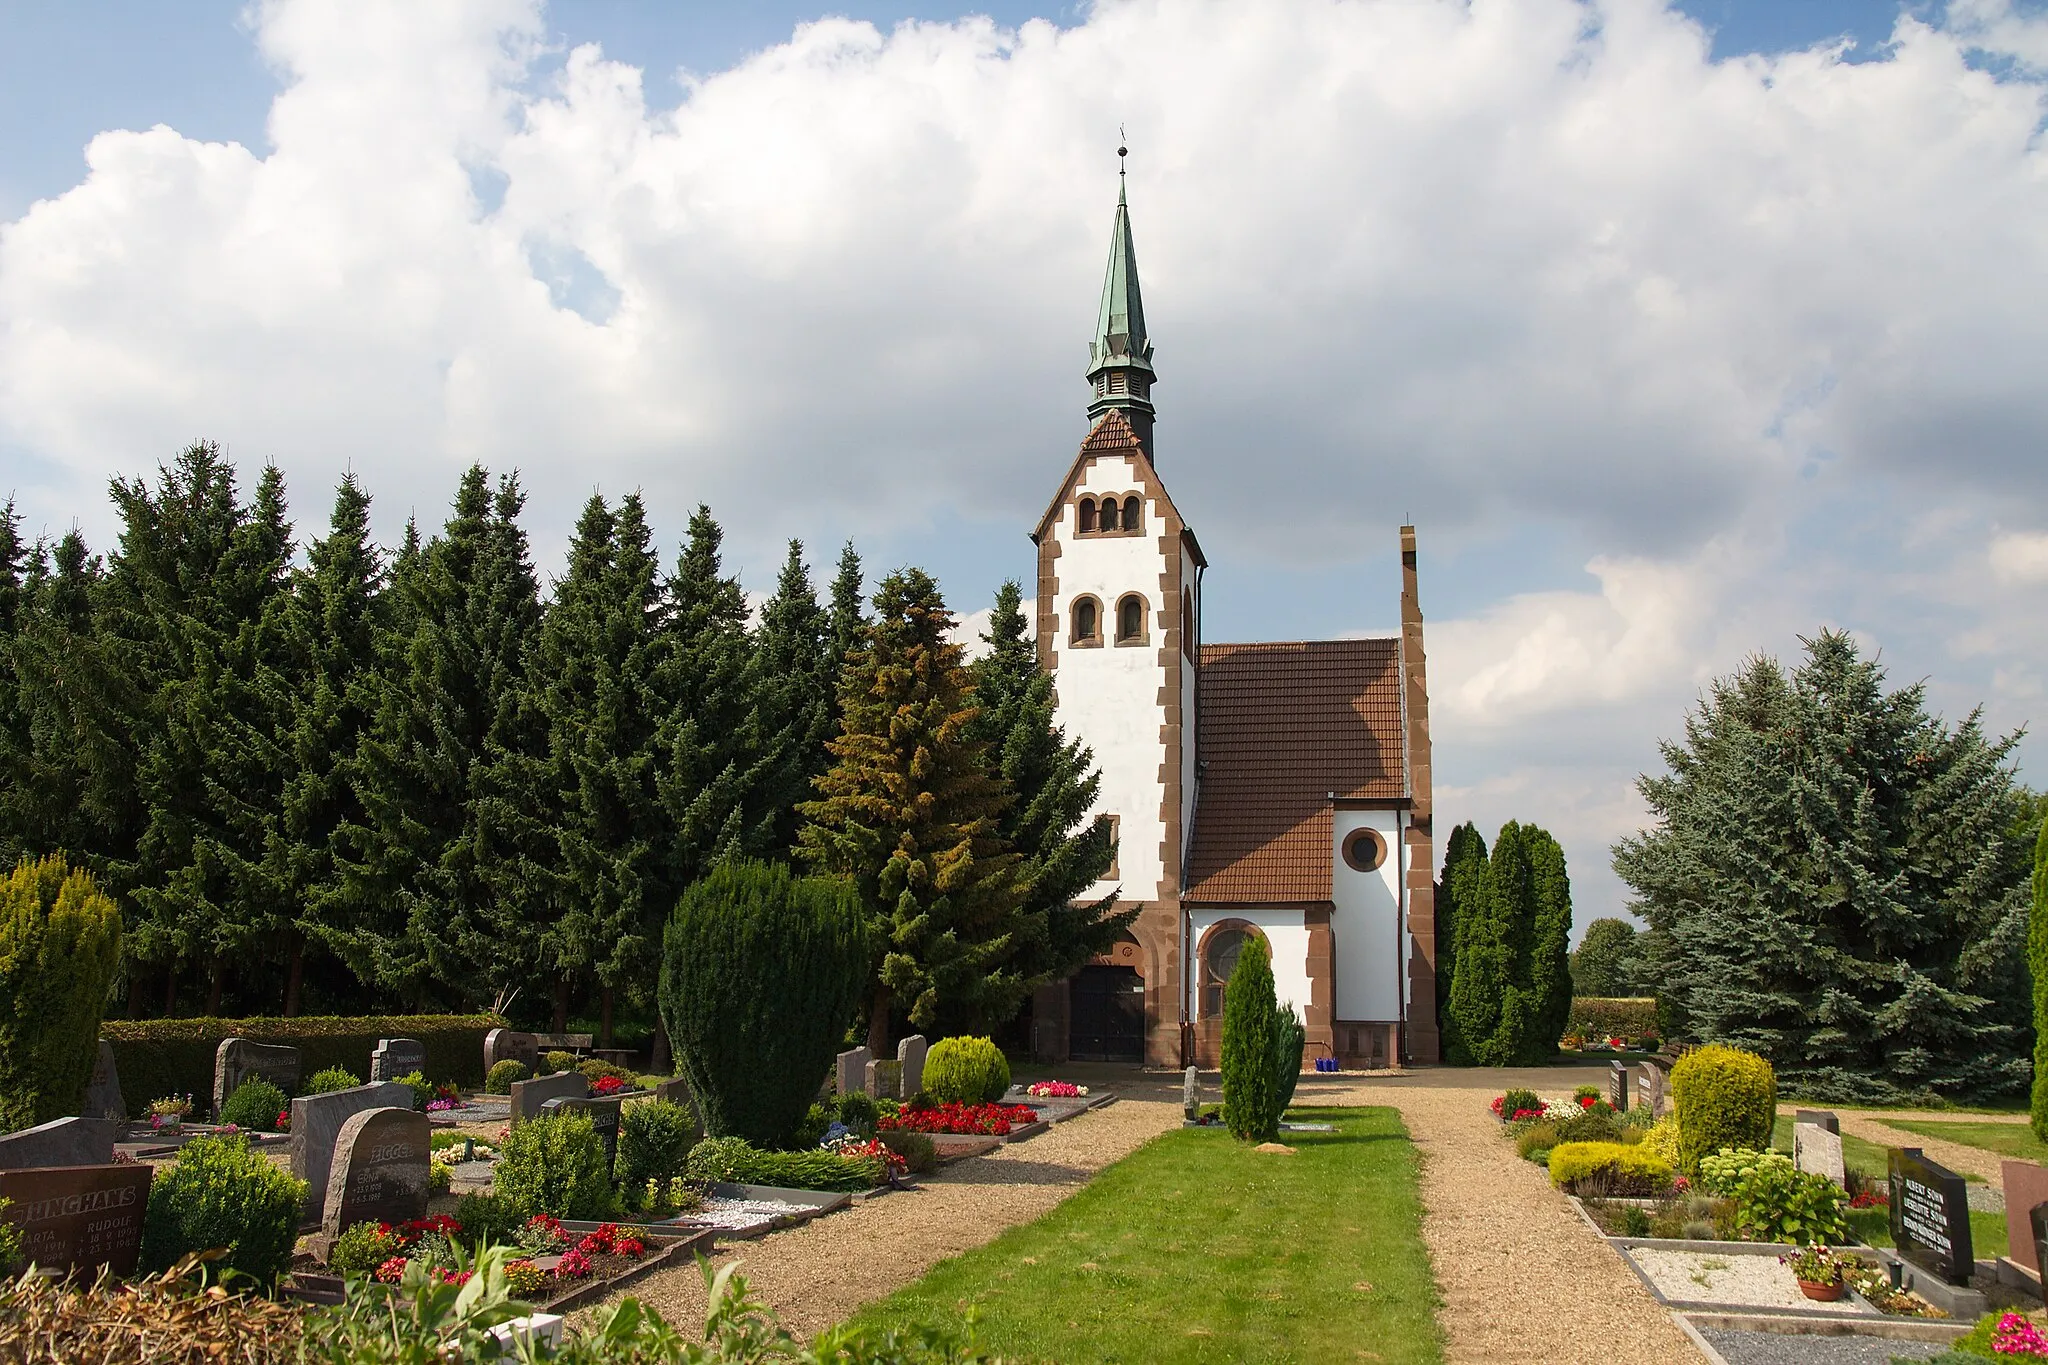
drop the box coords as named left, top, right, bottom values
left=1670, top=1044, right=1775, bottom=1176
left=1640, top=1114, right=1681, bottom=1167
left=1547, top=1141, right=1674, bottom=1195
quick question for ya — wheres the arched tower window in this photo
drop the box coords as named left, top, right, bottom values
left=1200, top=923, right=1265, bottom=1018
left=1070, top=596, right=1101, bottom=645
left=1120, top=496, right=1142, bottom=532
left=1115, top=593, right=1146, bottom=644
left=1077, top=498, right=1097, bottom=533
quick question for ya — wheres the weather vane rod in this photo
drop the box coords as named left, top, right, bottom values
left=1118, top=126, right=1127, bottom=180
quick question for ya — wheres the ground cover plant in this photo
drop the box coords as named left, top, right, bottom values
left=849, top=1105, right=1443, bottom=1364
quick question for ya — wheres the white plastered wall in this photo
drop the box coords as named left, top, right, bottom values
left=1049, top=453, right=1174, bottom=902
left=1178, top=541, right=1198, bottom=882
left=1332, top=809, right=1404, bottom=1021
left=1185, top=907, right=1312, bottom=1022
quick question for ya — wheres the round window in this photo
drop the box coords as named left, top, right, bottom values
left=1342, top=828, right=1387, bottom=872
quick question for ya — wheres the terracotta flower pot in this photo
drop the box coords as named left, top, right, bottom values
left=1797, top=1279, right=1844, bottom=1302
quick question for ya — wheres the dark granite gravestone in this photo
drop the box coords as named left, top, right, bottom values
left=213, top=1038, right=302, bottom=1116
left=897, top=1035, right=928, bottom=1096
left=369, top=1037, right=426, bottom=1084
left=84, top=1041, right=125, bottom=1122
left=1795, top=1108, right=1840, bottom=1135
left=291, top=1081, right=414, bottom=1226
left=539, top=1095, right=622, bottom=1178
left=508, top=1070, right=588, bottom=1126
left=1890, top=1147, right=1974, bottom=1285
left=1608, top=1061, right=1629, bottom=1112
left=0, top=1163, right=153, bottom=1276
left=651, top=1077, right=704, bottom=1144
left=0, top=1117, right=119, bottom=1170
left=2031, top=1201, right=2048, bottom=1308
left=322, top=1107, right=431, bottom=1237
left=484, top=1028, right=541, bottom=1074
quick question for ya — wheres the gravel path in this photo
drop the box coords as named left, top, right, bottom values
left=1834, top=1114, right=2004, bottom=1183
left=1310, top=1068, right=1708, bottom=1365
left=581, top=1085, right=1186, bottom=1338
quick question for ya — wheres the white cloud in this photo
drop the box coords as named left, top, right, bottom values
left=1990, top=531, right=2048, bottom=586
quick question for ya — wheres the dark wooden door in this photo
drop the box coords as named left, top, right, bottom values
left=1070, top=965, right=1144, bottom=1062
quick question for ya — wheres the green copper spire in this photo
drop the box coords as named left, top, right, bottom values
left=1087, top=157, right=1157, bottom=458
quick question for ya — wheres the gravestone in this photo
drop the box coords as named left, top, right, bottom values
left=897, top=1035, right=928, bottom=1096
left=1184, top=1065, right=1199, bottom=1120
left=865, top=1059, right=898, bottom=1100
left=291, top=1081, right=414, bottom=1226
left=836, top=1046, right=871, bottom=1096
left=1607, top=1061, right=1629, bottom=1112
left=2032, top=1202, right=2048, bottom=1308
left=651, top=1077, right=704, bottom=1144
left=1890, top=1147, right=1974, bottom=1285
left=1795, top=1108, right=1840, bottom=1135
left=531, top=1032, right=593, bottom=1054
left=484, top=1028, right=541, bottom=1074
left=0, top=1163, right=153, bottom=1276
left=540, top=1095, right=623, bottom=1179
left=1793, top=1121, right=1846, bottom=1187
left=369, top=1037, right=426, bottom=1084
left=322, top=1107, right=431, bottom=1237
left=2002, top=1161, right=2048, bottom=1272
left=509, top=1070, right=588, bottom=1126
left=0, top=1117, right=118, bottom=1170
left=1635, top=1063, right=1667, bottom=1117
left=84, top=1041, right=125, bottom=1122
left=213, top=1038, right=302, bottom=1116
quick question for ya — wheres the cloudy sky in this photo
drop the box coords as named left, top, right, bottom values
left=2, top=0, right=2044, bottom=935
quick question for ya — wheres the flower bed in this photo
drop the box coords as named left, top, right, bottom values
left=1025, top=1081, right=1088, bottom=1098
left=879, top=1102, right=1038, bottom=1137
left=330, top=1211, right=700, bottom=1312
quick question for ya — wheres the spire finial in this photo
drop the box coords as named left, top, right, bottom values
left=1118, top=127, right=1127, bottom=184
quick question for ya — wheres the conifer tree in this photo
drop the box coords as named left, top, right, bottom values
left=1616, top=631, right=2031, bottom=1101
left=736, top=540, right=834, bottom=858
left=964, top=580, right=1130, bottom=1007
left=3, top=532, right=110, bottom=883
left=1220, top=935, right=1281, bottom=1142
left=1525, top=825, right=1574, bottom=1060
left=2030, top=807, right=2048, bottom=1140
left=1483, top=822, right=1539, bottom=1067
left=1438, top=823, right=1493, bottom=1065
left=797, top=567, right=1025, bottom=1051
left=0, top=503, right=28, bottom=869
left=1571, top=918, right=1642, bottom=998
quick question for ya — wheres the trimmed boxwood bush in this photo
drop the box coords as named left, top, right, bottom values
left=922, top=1037, right=1010, bottom=1105
left=0, top=855, right=122, bottom=1128
left=485, top=1059, right=528, bottom=1094
left=140, top=1133, right=307, bottom=1285
left=617, top=1100, right=699, bottom=1188
left=659, top=861, right=872, bottom=1148
left=494, top=1111, right=614, bottom=1220
left=452, top=1191, right=521, bottom=1248
left=1547, top=1141, right=1673, bottom=1195
left=1671, top=1043, right=1776, bottom=1175
left=304, top=1067, right=360, bottom=1095
left=1221, top=937, right=1282, bottom=1142
left=218, top=1078, right=288, bottom=1131
left=102, top=1013, right=498, bottom=1116
left=543, top=1050, right=576, bottom=1075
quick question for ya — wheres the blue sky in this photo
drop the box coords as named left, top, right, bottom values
left=1, top=0, right=2042, bottom=930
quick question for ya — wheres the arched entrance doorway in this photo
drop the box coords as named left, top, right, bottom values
left=1069, top=934, right=1144, bottom=1062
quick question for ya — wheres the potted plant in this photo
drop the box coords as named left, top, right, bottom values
left=1782, top=1244, right=1847, bottom=1302
left=147, top=1094, right=194, bottom=1132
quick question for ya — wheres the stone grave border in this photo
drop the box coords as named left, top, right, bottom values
left=536, top=1224, right=716, bottom=1315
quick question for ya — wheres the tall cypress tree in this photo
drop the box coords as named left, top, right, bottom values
left=1434, top=822, right=1484, bottom=1062
left=1438, top=823, right=1494, bottom=1065
left=1484, top=822, right=1538, bottom=1067
left=1616, top=631, right=2031, bottom=1102
left=1525, top=826, right=1574, bottom=1061
left=796, top=567, right=1026, bottom=1051
left=964, top=580, right=1130, bottom=1009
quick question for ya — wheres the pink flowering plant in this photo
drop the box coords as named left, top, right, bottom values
left=1992, top=1312, right=2048, bottom=1357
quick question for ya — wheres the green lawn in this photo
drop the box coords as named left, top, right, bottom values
left=846, top=1106, right=1443, bottom=1364
left=1882, top=1118, right=2048, bottom=1165
left=1769, top=1115, right=1892, bottom=1179
left=1846, top=1204, right=2006, bottom=1258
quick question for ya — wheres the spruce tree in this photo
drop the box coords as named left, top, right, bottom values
left=1615, top=631, right=2031, bottom=1102
left=964, top=580, right=1131, bottom=1012
left=2031, top=811, right=2048, bottom=1140
left=796, top=567, right=1025, bottom=1051
left=735, top=540, right=834, bottom=858
left=3, top=531, right=110, bottom=882
left=0, top=503, right=28, bottom=869
left=1525, top=825, right=1574, bottom=1061
left=1438, top=823, right=1494, bottom=1065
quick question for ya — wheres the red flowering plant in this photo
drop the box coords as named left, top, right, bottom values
left=1848, top=1189, right=1889, bottom=1209
left=374, top=1255, right=409, bottom=1284
left=573, top=1223, right=650, bottom=1260
left=553, top=1247, right=594, bottom=1281
left=591, top=1075, right=628, bottom=1097
left=275, top=1109, right=291, bottom=1133
left=879, top=1102, right=1038, bottom=1136
left=825, top=1135, right=908, bottom=1176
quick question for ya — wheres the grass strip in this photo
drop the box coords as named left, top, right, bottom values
left=1882, top=1118, right=2048, bottom=1165
left=847, top=1105, right=1443, bottom=1364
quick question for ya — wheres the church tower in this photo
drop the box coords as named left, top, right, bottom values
left=1031, top=174, right=1203, bottom=1066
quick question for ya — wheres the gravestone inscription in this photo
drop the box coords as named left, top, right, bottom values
left=836, top=1047, right=871, bottom=1097
left=323, top=1107, right=431, bottom=1237
left=84, top=1041, right=125, bottom=1122
left=1608, top=1061, right=1629, bottom=1112
left=0, top=1117, right=118, bottom=1170
left=865, top=1059, right=899, bottom=1100
left=291, top=1081, right=415, bottom=1226
left=540, top=1096, right=623, bottom=1179
left=1890, top=1147, right=1974, bottom=1285
left=484, top=1028, right=541, bottom=1074
left=213, top=1038, right=301, bottom=1116
left=509, top=1071, right=588, bottom=1126
left=369, top=1038, right=426, bottom=1084
left=2002, top=1161, right=2048, bottom=1271
left=897, top=1035, right=928, bottom=1096
left=1794, top=1122, right=1846, bottom=1187
left=0, top=1163, right=153, bottom=1276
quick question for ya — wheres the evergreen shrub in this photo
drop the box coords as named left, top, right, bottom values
left=880, top=1128, right=938, bottom=1174
left=1272, top=1003, right=1306, bottom=1115
left=1567, top=998, right=1660, bottom=1040
left=452, top=1192, right=521, bottom=1248
left=218, top=1079, right=288, bottom=1130
left=836, top=1091, right=880, bottom=1136
left=683, top=1135, right=882, bottom=1192
left=618, top=1100, right=699, bottom=1188
left=0, top=1198, right=20, bottom=1275
left=1221, top=937, right=1282, bottom=1142
left=140, top=1134, right=307, bottom=1285
left=922, top=1037, right=1010, bottom=1104
left=485, top=1059, right=528, bottom=1094
left=1671, top=1043, right=1776, bottom=1175
left=102, top=1013, right=498, bottom=1108
left=494, top=1111, right=614, bottom=1220
left=393, top=1071, right=433, bottom=1112
left=576, top=1057, right=635, bottom=1085
left=327, top=1221, right=400, bottom=1278
left=304, top=1067, right=360, bottom=1095
left=544, top=1051, right=576, bottom=1075
left=659, top=861, right=871, bottom=1148
left=1546, top=1141, right=1673, bottom=1195
left=0, top=855, right=122, bottom=1128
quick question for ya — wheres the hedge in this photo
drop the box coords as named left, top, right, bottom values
left=1565, top=997, right=1659, bottom=1040
left=101, top=1014, right=500, bottom=1116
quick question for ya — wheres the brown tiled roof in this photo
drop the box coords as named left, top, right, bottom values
left=1185, top=638, right=1406, bottom=904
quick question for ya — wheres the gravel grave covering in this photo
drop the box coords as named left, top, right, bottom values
left=1628, top=1249, right=1875, bottom=1314
left=1700, top=1328, right=1950, bottom=1364
left=676, top=1197, right=812, bottom=1233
